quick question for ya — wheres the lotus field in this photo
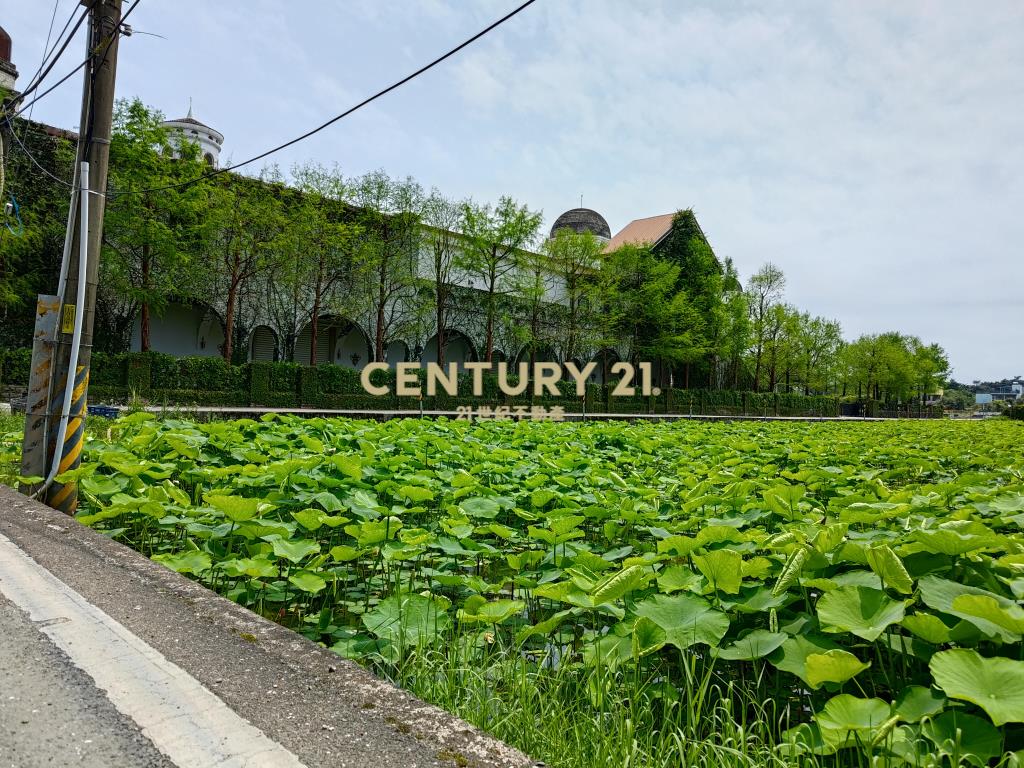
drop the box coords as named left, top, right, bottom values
left=5, top=415, right=1024, bottom=767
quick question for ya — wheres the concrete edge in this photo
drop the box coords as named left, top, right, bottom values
left=0, top=485, right=538, bottom=768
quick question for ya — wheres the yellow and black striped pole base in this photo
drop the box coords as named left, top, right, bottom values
left=46, top=364, right=89, bottom=515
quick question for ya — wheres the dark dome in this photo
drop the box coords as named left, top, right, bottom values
left=550, top=208, right=611, bottom=239
left=0, top=27, right=12, bottom=63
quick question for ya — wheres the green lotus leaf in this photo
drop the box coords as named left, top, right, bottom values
left=930, top=649, right=1024, bottom=726
left=362, top=594, right=451, bottom=645
left=269, top=537, right=321, bottom=563
left=919, top=575, right=1022, bottom=642
left=632, top=593, right=730, bottom=650
left=656, top=535, right=700, bottom=557
left=152, top=550, right=211, bottom=575
left=292, top=508, right=324, bottom=531
left=458, top=598, right=525, bottom=625
left=892, top=685, right=945, bottom=723
left=631, top=616, right=667, bottom=659
left=866, top=544, right=914, bottom=594
left=590, top=564, right=652, bottom=605
left=398, top=485, right=434, bottom=503
left=805, top=649, right=871, bottom=688
left=206, top=494, right=262, bottom=522
left=657, top=565, right=703, bottom=594
left=344, top=517, right=403, bottom=547
left=901, top=613, right=953, bottom=644
left=692, top=549, right=742, bottom=594
left=716, top=630, right=788, bottom=661
left=815, top=694, right=891, bottom=735
left=329, top=453, right=362, bottom=481
left=312, top=491, right=344, bottom=513
left=951, top=594, right=1024, bottom=641
left=289, top=570, right=327, bottom=594
left=460, top=497, right=501, bottom=518
left=910, top=529, right=994, bottom=556
left=817, top=585, right=906, bottom=641
left=769, top=634, right=841, bottom=686
left=922, top=710, right=1002, bottom=767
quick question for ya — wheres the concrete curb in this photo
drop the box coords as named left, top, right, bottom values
left=0, top=485, right=538, bottom=768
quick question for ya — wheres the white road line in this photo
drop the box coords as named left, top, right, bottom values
left=0, top=532, right=307, bottom=768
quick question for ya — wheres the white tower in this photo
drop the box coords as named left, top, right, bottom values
left=0, top=26, right=20, bottom=99
left=161, top=102, right=224, bottom=168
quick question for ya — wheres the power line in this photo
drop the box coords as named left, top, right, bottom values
left=4, top=0, right=144, bottom=122
left=113, top=0, right=538, bottom=197
left=17, top=5, right=90, bottom=103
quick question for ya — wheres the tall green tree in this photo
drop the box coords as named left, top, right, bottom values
left=746, top=263, right=786, bottom=391
left=282, top=163, right=359, bottom=365
left=0, top=119, right=75, bottom=347
left=543, top=227, right=603, bottom=364
left=420, top=190, right=464, bottom=368
left=203, top=171, right=286, bottom=362
left=599, top=243, right=704, bottom=385
left=460, top=196, right=542, bottom=362
left=101, top=99, right=212, bottom=351
left=344, top=171, right=423, bottom=362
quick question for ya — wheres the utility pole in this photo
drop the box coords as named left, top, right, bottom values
left=21, top=0, right=122, bottom=513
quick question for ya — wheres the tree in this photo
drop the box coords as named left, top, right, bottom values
left=656, top=209, right=724, bottom=385
left=716, top=257, right=750, bottom=389
left=599, top=243, right=704, bottom=383
left=420, top=190, right=464, bottom=368
left=0, top=119, right=76, bottom=347
left=510, top=243, right=557, bottom=365
left=746, top=263, right=786, bottom=391
left=284, top=163, right=359, bottom=365
left=344, top=171, right=423, bottom=362
left=543, top=227, right=603, bottom=364
left=460, top=196, right=542, bottom=362
left=101, top=99, right=212, bottom=351
left=203, top=171, right=286, bottom=362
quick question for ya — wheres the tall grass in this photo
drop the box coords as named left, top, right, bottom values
left=364, top=630, right=811, bottom=768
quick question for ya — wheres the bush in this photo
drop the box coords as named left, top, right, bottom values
left=1009, top=403, right=1024, bottom=421
left=0, top=348, right=32, bottom=388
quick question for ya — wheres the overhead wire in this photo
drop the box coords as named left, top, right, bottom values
left=108, top=0, right=538, bottom=197
left=17, top=4, right=90, bottom=104
left=3, top=0, right=144, bottom=122
left=3, top=0, right=142, bottom=190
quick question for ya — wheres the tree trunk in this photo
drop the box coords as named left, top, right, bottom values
left=140, top=242, right=151, bottom=352
left=484, top=276, right=496, bottom=363
left=310, top=273, right=323, bottom=366
left=223, top=282, right=237, bottom=362
left=436, top=296, right=446, bottom=368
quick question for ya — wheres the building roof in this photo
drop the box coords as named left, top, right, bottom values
left=605, top=213, right=674, bottom=252
left=0, top=26, right=12, bottom=64
left=550, top=208, right=611, bottom=239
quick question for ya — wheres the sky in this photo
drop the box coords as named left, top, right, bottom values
left=6, top=0, right=1023, bottom=382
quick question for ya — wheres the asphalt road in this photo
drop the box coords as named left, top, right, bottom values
left=0, top=485, right=535, bottom=768
left=0, top=594, right=174, bottom=768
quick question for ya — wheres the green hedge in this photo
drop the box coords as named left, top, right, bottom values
left=1009, top=403, right=1024, bottom=421
left=0, top=348, right=854, bottom=417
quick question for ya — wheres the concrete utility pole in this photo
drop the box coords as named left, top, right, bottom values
left=21, top=0, right=122, bottom=514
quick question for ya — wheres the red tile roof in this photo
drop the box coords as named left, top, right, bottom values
left=605, top=213, right=674, bottom=252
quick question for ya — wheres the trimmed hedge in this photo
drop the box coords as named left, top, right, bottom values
left=0, top=347, right=854, bottom=416
left=1009, top=403, right=1024, bottom=421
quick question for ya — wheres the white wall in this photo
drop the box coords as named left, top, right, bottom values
left=130, top=303, right=223, bottom=357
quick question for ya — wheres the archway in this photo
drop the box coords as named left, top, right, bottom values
left=130, top=300, right=224, bottom=357
left=294, top=316, right=372, bottom=368
left=249, top=325, right=278, bottom=362
left=420, top=329, right=478, bottom=367
left=385, top=340, right=409, bottom=365
left=588, top=349, right=621, bottom=385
